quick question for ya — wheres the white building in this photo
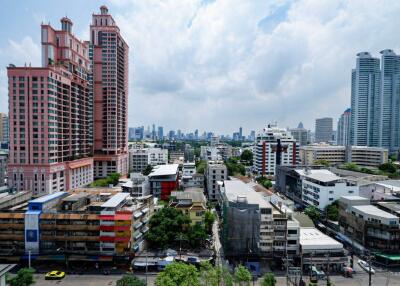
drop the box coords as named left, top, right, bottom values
left=254, top=125, right=297, bottom=176
left=129, top=148, right=168, bottom=173
left=121, top=173, right=150, bottom=197
left=296, top=169, right=359, bottom=210
left=205, top=161, right=227, bottom=201
left=181, top=163, right=204, bottom=189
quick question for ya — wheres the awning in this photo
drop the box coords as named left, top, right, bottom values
left=134, top=211, right=143, bottom=218
left=134, top=232, right=143, bottom=240
left=142, top=207, right=149, bottom=214
left=134, top=222, right=143, bottom=229
left=142, top=226, right=149, bottom=233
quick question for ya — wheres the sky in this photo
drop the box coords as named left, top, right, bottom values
left=1, top=0, right=400, bottom=136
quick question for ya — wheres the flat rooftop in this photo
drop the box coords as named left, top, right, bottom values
left=296, top=169, right=341, bottom=183
left=351, top=205, right=398, bottom=219
left=101, top=192, right=129, bottom=208
left=223, top=180, right=271, bottom=208
left=29, top=192, right=68, bottom=204
left=378, top=202, right=400, bottom=215
left=300, top=227, right=343, bottom=251
left=149, top=164, right=179, bottom=177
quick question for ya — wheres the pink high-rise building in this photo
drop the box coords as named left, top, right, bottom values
left=90, top=6, right=129, bottom=178
left=7, top=17, right=95, bottom=196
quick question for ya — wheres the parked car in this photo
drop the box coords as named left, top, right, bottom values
left=358, top=259, right=375, bottom=274
left=45, top=270, right=66, bottom=280
left=310, top=266, right=326, bottom=280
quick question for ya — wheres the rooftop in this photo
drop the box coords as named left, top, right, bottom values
left=149, top=164, right=179, bottom=177
left=223, top=180, right=271, bottom=208
left=340, top=195, right=369, bottom=201
left=101, top=193, right=129, bottom=208
left=170, top=189, right=206, bottom=203
left=29, top=192, right=68, bottom=204
left=296, top=169, right=341, bottom=183
left=300, top=227, right=343, bottom=250
left=378, top=202, right=400, bottom=215
left=351, top=205, right=398, bottom=219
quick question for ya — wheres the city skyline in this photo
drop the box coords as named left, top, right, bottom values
left=2, top=1, right=400, bottom=133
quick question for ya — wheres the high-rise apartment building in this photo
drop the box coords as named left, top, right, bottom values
left=91, top=6, right=129, bottom=178
left=158, top=126, right=163, bottom=140
left=350, top=52, right=381, bottom=147
left=337, top=108, right=351, bottom=146
left=289, top=122, right=309, bottom=146
left=0, top=113, right=9, bottom=144
left=8, top=17, right=94, bottom=196
left=254, top=124, right=297, bottom=176
left=315, top=117, right=333, bottom=143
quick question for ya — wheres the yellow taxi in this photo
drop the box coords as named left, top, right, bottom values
left=45, top=270, right=66, bottom=280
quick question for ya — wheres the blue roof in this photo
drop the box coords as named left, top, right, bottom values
left=29, top=192, right=68, bottom=204
left=25, top=210, right=41, bottom=215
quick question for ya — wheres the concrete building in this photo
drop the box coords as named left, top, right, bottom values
left=205, top=161, right=227, bottom=201
left=359, top=180, right=400, bottom=201
left=169, top=151, right=184, bottom=164
left=315, top=118, right=333, bottom=143
left=0, top=189, right=154, bottom=259
left=254, top=125, right=297, bottom=176
left=337, top=108, right=351, bottom=146
left=289, top=122, right=309, bottom=146
left=220, top=180, right=300, bottom=258
left=148, top=164, right=179, bottom=200
left=129, top=148, right=168, bottom=173
left=7, top=16, right=94, bottom=196
left=297, top=169, right=359, bottom=210
left=121, top=173, right=150, bottom=197
left=338, top=196, right=400, bottom=253
left=300, top=144, right=388, bottom=167
left=169, top=188, right=207, bottom=226
left=0, top=114, right=9, bottom=144
left=299, top=228, right=346, bottom=272
left=91, top=6, right=129, bottom=178
left=350, top=52, right=381, bottom=147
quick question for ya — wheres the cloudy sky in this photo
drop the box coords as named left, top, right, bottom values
left=1, top=0, right=400, bottom=136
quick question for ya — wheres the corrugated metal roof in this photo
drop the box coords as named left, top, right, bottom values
left=29, top=192, right=68, bottom=204
left=101, top=193, right=129, bottom=208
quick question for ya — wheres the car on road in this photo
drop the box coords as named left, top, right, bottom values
left=358, top=259, right=375, bottom=274
left=45, top=270, right=66, bottom=280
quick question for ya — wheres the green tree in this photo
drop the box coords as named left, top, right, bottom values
left=187, top=223, right=208, bottom=248
left=116, top=274, right=146, bottom=286
left=314, top=159, right=330, bottom=167
left=226, top=158, right=245, bottom=176
left=343, top=162, right=358, bottom=171
left=256, top=177, right=273, bottom=189
left=8, top=268, right=35, bottom=286
left=261, top=273, right=276, bottom=286
left=240, top=150, right=253, bottom=164
left=107, top=172, right=121, bottom=186
left=142, top=165, right=153, bottom=176
left=304, top=205, right=321, bottom=221
left=196, top=160, right=207, bottom=174
left=199, top=262, right=233, bottom=286
left=234, top=265, right=252, bottom=286
left=145, top=207, right=191, bottom=249
left=155, top=262, right=200, bottom=286
left=325, top=201, right=339, bottom=221
left=204, top=210, right=215, bottom=234
left=379, top=163, right=397, bottom=173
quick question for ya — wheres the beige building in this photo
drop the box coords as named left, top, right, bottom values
left=300, top=144, right=388, bottom=167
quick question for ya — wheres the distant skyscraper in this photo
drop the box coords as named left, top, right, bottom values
left=337, top=108, right=351, bottom=146
left=194, top=129, right=199, bottom=140
left=158, top=126, right=163, bottom=140
left=239, top=127, right=243, bottom=141
left=289, top=122, right=309, bottom=146
left=152, top=124, right=156, bottom=140
left=315, top=118, right=333, bottom=143
left=379, top=49, right=400, bottom=153
left=91, top=5, right=129, bottom=178
left=350, top=52, right=381, bottom=147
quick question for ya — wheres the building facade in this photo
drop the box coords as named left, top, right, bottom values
left=91, top=6, right=129, bottom=178
left=205, top=161, right=227, bottom=201
left=148, top=164, right=179, bottom=200
left=289, top=122, right=309, bottom=146
left=254, top=125, right=297, bottom=176
left=337, top=108, right=351, bottom=146
left=315, top=117, right=333, bottom=143
left=128, top=148, right=168, bottom=173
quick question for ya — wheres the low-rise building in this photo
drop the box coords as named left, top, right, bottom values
left=205, top=161, right=227, bottom=201
left=129, top=148, right=168, bottom=173
left=0, top=189, right=154, bottom=260
left=299, top=227, right=346, bottom=272
left=121, top=173, right=150, bottom=197
left=299, top=144, right=388, bottom=167
left=169, top=188, right=207, bottom=226
left=359, top=180, right=400, bottom=201
left=169, top=151, right=184, bottom=164
left=338, top=196, right=400, bottom=253
left=148, top=164, right=179, bottom=200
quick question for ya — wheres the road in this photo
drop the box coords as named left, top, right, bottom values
left=212, top=209, right=224, bottom=266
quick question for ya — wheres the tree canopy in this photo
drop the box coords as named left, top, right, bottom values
left=204, top=210, right=215, bottom=234
left=234, top=265, right=252, bottom=286
left=325, top=200, right=339, bottom=221
left=155, top=262, right=200, bottom=286
left=199, top=261, right=233, bottom=286
left=91, top=172, right=121, bottom=187
left=256, top=176, right=273, bottom=189
left=8, top=268, right=35, bottom=286
left=116, top=274, right=146, bottom=286
left=142, top=165, right=153, bottom=176
left=379, top=163, right=397, bottom=174
left=196, top=160, right=207, bottom=174
left=261, top=273, right=276, bottom=286
left=240, top=150, right=253, bottom=165
left=314, top=159, right=330, bottom=167
left=304, top=205, right=321, bottom=221
left=225, top=157, right=245, bottom=176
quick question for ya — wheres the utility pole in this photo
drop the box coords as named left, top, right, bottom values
left=325, top=252, right=330, bottom=286
left=368, top=251, right=372, bottom=286
left=145, top=252, right=148, bottom=285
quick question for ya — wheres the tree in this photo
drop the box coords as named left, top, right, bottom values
left=116, top=274, right=146, bottom=286
left=155, top=262, right=200, bottom=286
left=261, top=273, right=276, bottom=286
left=142, top=165, right=153, bottom=176
left=226, top=158, right=245, bottom=176
left=234, top=265, right=252, bottom=286
left=343, top=162, right=358, bottom=171
left=304, top=205, right=320, bottom=221
left=204, top=210, right=215, bottom=234
left=187, top=223, right=208, bottom=249
left=314, top=159, right=330, bottom=167
left=145, top=207, right=191, bottom=249
left=107, top=172, right=121, bottom=185
left=240, top=150, right=253, bottom=164
left=379, top=163, right=397, bottom=173
left=8, top=268, right=35, bottom=286
left=196, top=160, right=207, bottom=174
left=256, top=177, right=273, bottom=189
left=325, top=201, right=339, bottom=221
left=199, top=262, right=233, bottom=286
